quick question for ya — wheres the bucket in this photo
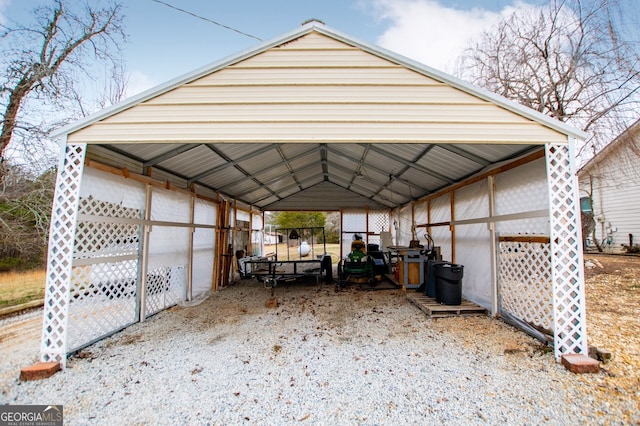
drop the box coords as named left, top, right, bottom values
left=434, top=263, right=463, bottom=305
left=425, top=261, right=448, bottom=298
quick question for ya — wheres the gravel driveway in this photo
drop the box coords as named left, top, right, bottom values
left=0, top=279, right=636, bottom=425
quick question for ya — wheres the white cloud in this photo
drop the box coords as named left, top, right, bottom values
left=369, top=0, right=535, bottom=73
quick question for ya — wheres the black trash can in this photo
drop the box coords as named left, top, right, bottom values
left=434, top=263, right=463, bottom=305
left=424, top=260, right=448, bottom=298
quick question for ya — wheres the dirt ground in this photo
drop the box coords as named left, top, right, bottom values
left=580, top=253, right=640, bottom=418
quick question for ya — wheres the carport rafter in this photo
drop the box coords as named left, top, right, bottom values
left=211, top=144, right=321, bottom=194
left=202, top=144, right=281, bottom=201
left=360, top=144, right=455, bottom=185
left=325, top=145, right=429, bottom=195
left=187, top=143, right=281, bottom=184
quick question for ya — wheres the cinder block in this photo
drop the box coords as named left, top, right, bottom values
left=20, top=362, right=61, bottom=381
left=561, top=354, right=600, bottom=374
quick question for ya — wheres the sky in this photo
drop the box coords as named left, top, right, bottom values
left=1, top=0, right=547, bottom=99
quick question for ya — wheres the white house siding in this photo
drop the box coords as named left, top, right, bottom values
left=579, top=131, right=640, bottom=252
left=67, top=32, right=566, bottom=146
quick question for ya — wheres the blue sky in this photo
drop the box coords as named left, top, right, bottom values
left=121, top=0, right=536, bottom=94
left=1, top=0, right=548, bottom=98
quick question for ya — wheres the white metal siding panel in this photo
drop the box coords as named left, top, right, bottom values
left=70, top=122, right=565, bottom=144
left=100, top=104, right=533, bottom=123
left=189, top=67, right=440, bottom=85
left=277, top=31, right=353, bottom=49
left=584, top=147, right=640, bottom=249
left=68, top=30, right=566, bottom=146
left=141, top=85, right=485, bottom=105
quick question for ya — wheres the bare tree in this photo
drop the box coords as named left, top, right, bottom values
left=0, top=163, right=56, bottom=269
left=0, top=0, right=126, bottom=176
left=457, top=0, right=640, bottom=160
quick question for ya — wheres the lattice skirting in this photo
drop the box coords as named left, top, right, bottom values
left=498, top=240, right=554, bottom=336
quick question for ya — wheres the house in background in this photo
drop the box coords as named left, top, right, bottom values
left=578, top=118, right=640, bottom=253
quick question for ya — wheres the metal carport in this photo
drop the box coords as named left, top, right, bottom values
left=43, top=20, right=588, bottom=365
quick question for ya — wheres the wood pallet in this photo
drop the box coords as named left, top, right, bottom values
left=406, top=292, right=488, bottom=318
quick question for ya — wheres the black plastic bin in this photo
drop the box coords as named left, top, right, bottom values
left=424, top=260, right=449, bottom=298
left=434, top=263, right=463, bottom=305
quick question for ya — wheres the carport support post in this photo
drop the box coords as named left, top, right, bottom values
left=138, top=184, right=153, bottom=322
left=487, top=175, right=498, bottom=318
left=41, top=143, right=86, bottom=366
left=187, top=196, right=195, bottom=301
left=546, top=142, right=588, bottom=360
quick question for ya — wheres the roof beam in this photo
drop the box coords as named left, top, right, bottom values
left=320, top=144, right=329, bottom=181
left=143, top=143, right=202, bottom=169
left=325, top=146, right=430, bottom=194
left=250, top=174, right=323, bottom=205
left=347, top=144, right=370, bottom=190
left=276, top=145, right=303, bottom=190
left=187, top=143, right=281, bottom=184
left=367, top=143, right=435, bottom=201
left=360, top=144, right=454, bottom=185
left=203, top=144, right=281, bottom=201
left=211, top=145, right=320, bottom=193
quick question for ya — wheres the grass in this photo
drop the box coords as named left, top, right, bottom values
left=0, top=269, right=46, bottom=308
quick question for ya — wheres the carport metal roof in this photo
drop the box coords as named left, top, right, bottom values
left=54, top=20, right=586, bottom=210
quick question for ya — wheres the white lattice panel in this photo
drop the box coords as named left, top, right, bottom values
left=368, top=210, right=390, bottom=234
left=342, top=211, right=366, bottom=232
left=41, top=144, right=86, bottom=364
left=498, top=241, right=554, bottom=332
left=67, top=261, right=138, bottom=351
left=67, top=195, right=142, bottom=352
left=145, top=266, right=186, bottom=317
left=546, top=144, right=588, bottom=359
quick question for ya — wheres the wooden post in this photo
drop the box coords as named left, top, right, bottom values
left=488, top=175, right=498, bottom=317
left=450, top=191, right=456, bottom=264
left=139, top=184, right=153, bottom=322
left=427, top=199, right=432, bottom=237
left=187, top=196, right=195, bottom=302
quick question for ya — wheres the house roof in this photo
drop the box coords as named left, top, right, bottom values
left=578, top=117, right=640, bottom=175
left=53, top=20, right=587, bottom=210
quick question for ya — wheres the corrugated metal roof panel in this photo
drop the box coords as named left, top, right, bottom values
left=157, top=145, right=219, bottom=177
left=420, top=146, right=486, bottom=180
left=400, top=168, right=451, bottom=191
left=454, top=143, right=531, bottom=163
left=266, top=181, right=387, bottom=210
left=200, top=167, right=247, bottom=189
left=114, top=143, right=183, bottom=160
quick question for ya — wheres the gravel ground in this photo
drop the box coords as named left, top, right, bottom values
left=1, top=275, right=638, bottom=425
